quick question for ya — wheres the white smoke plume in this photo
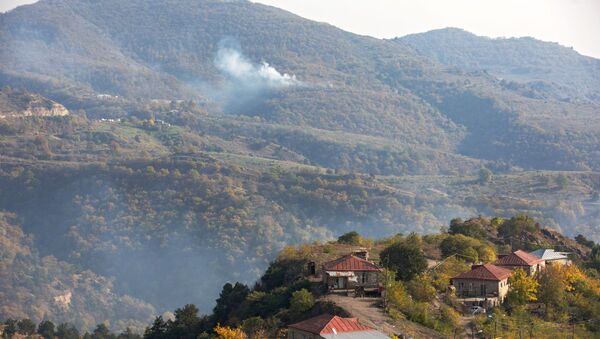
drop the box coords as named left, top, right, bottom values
left=215, top=47, right=299, bottom=88
left=207, top=38, right=300, bottom=114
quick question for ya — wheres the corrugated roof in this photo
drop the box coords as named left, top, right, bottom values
left=453, top=263, right=512, bottom=281
left=321, top=330, right=390, bottom=339
left=323, top=255, right=381, bottom=272
left=288, top=314, right=376, bottom=335
left=495, top=250, right=544, bottom=267
left=529, top=249, right=570, bottom=261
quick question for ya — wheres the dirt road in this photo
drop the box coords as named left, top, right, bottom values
left=322, top=294, right=443, bottom=338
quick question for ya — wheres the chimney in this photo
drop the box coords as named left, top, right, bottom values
left=353, top=248, right=369, bottom=261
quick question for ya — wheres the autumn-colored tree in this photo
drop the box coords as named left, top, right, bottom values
left=214, top=324, right=247, bottom=339
left=537, top=265, right=567, bottom=319
left=506, top=268, right=539, bottom=307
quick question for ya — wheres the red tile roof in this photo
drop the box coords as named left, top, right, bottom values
left=323, top=255, right=381, bottom=272
left=288, top=314, right=374, bottom=335
left=453, top=263, right=512, bottom=281
left=495, top=250, right=544, bottom=267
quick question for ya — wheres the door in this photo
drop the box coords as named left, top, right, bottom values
left=338, top=277, right=346, bottom=289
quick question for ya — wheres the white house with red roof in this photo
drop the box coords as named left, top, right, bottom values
left=288, top=314, right=389, bottom=339
left=322, top=254, right=382, bottom=292
left=451, top=263, right=513, bottom=307
left=495, top=250, right=545, bottom=275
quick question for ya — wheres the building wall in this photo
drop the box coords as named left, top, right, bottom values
left=325, top=271, right=379, bottom=290
left=453, top=278, right=510, bottom=302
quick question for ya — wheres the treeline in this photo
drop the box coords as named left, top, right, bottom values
left=0, top=320, right=139, bottom=339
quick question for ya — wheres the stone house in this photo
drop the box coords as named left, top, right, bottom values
left=495, top=250, right=545, bottom=275
left=451, top=263, right=513, bottom=307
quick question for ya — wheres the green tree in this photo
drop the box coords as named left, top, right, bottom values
left=556, top=174, right=569, bottom=190
left=498, top=214, right=537, bottom=240
left=92, top=324, right=115, bottom=339
left=337, top=231, right=362, bottom=245
left=506, top=268, right=539, bottom=307
left=289, top=289, right=315, bottom=315
left=143, top=316, right=167, bottom=339
left=537, top=266, right=566, bottom=319
left=213, top=282, right=250, bottom=325
left=478, top=168, right=492, bottom=184
left=56, top=323, right=81, bottom=339
left=170, top=304, right=202, bottom=339
left=37, top=320, right=56, bottom=339
left=117, top=328, right=141, bottom=339
left=448, top=219, right=486, bottom=239
left=380, top=241, right=427, bottom=281
left=3, top=319, right=17, bottom=339
left=17, top=319, right=36, bottom=335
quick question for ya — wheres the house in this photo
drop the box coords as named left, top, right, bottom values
left=529, top=249, right=571, bottom=266
left=323, top=254, right=381, bottom=292
left=494, top=250, right=545, bottom=275
left=288, top=314, right=389, bottom=339
left=451, top=263, right=513, bottom=307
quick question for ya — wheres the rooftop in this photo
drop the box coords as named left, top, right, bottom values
left=323, top=255, right=381, bottom=272
left=529, top=249, right=570, bottom=261
left=453, top=263, right=513, bottom=281
left=288, top=314, right=382, bottom=336
left=495, top=250, right=544, bottom=267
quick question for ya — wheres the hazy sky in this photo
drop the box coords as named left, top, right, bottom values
left=2, top=0, right=599, bottom=58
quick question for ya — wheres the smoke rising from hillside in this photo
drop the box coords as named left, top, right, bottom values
left=215, top=46, right=299, bottom=88
left=210, top=38, right=300, bottom=114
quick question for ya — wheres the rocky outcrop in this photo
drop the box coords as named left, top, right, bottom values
left=0, top=88, right=69, bottom=118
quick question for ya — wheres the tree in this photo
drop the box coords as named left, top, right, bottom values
left=117, top=328, right=141, bottom=339
left=17, top=319, right=36, bottom=335
left=337, top=231, right=362, bottom=245
left=170, top=304, right=202, bottom=339
left=56, top=323, right=81, bottom=339
left=37, top=320, right=56, bottom=339
left=506, top=268, right=539, bottom=307
left=3, top=319, right=17, bottom=338
left=380, top=241, right=427, bottom=281
left=92, top=324, right=115, bottom=339
left=213, top=282, right=250, bottom=325
left=213, top=325, right=246, bottom=339
left=289, top=289, right=315, bottom=315
left=556, top=174, right=569, bottom=190
left=448, top=219, right=486, bottom=239
left=143, top=316, right=168, bottom=339
left=537, top=266, right=566, bottom=319
left=478, top=168, right=492, bottom=184
left=498, top=214, right=537, bottom=240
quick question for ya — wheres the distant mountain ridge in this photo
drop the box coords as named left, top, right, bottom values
left=398, top=27, right=600, bottom=103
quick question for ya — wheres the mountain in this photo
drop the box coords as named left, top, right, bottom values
left=0, top=212, right=155, bottom=332
left=1, top=0, right=600, bottom=171
left=399, top=27, right=600, bottom=103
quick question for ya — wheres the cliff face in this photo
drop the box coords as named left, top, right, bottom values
left=0, top=88, right=69, bottom=118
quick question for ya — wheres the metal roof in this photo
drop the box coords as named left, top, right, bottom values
left=323, top=255, right=381, bottom=272
left=529, top=249, right=570, bottom=261
left=288, top=314, right=377, bottom=335
left=321, top=330, right=390, bottom=339
left=453, top=263, right=512, bottom=281
left=495, top=250, right=544, bottom=267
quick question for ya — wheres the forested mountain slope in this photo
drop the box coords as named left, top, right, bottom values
left=399, top=27, right=600, bottom=103
left=1, top=0, right=600, bottom=171
left=0, top=212, right=155, bottom=332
